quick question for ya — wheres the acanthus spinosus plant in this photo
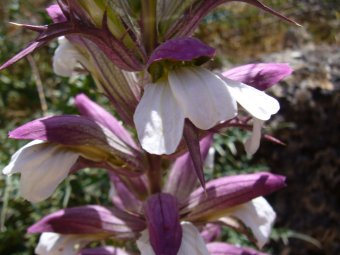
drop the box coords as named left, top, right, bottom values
left=1, top=1, right=297, bottom=254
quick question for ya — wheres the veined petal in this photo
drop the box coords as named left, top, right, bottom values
left=227, top=197, right=276, bottom=248
left=28, top=205, right=145, bottom=239
left=222, top=77, right=279, bottom=121
left=81, top=38, right=141, bottom=126
left=3, top=140, right=79, bottom=203
left=137, top=222, right=209, bottom=255
left=134, top=80, right=185, bottom=155
left=182, top=172, right=286, bottom=221
left=143, top=193, right=182, bottom=255
left=169, top=67, right=237, bottom=130
left=35, top=232, right=92, bottom=255
left=244, top=118, right=264, bottom=156
left=222, top=63, right=292, bottom=91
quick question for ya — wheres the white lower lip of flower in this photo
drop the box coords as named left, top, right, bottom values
left=134, top=80, right=185, bottom=155
left=169, top=67, right=237, bottom=130
left=35, top=233, right=91, bottom=255
left=134, top=66, right=238, bottom=155
left=244, top=118, right=265, bottom=156
left=223, top=77, right=280, bottom=121
left=222, top=196, right=276, bottom=248
left=2, top=140, right=79, bottom=203
left=220, top=77, right=279, bottom=156
left=53, top=37, right=86, bottom=77
left=137, top=222, right=209, bottom=255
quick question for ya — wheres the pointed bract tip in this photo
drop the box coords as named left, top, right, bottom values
left=9, top=22, right=23, bottom=27
left=8, top=22, right=47, bottom=32
left=183, top=121, right=206, bottom=190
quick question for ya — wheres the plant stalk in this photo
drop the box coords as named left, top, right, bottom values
left=141, top=0, right=157, bottom=55
left=147, top=154, right=162, bottom=194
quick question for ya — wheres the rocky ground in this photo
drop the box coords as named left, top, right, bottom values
left=256, top=45, right=340, bottom=255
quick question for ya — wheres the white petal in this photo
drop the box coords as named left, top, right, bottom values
left=177, top=222, right=210, bottom=255
left=53, top=37, right=85, bottom=77
left=35, top=233, right=91, bottom=255
left=223, top=77, right=279, bottom=120
left=136, top=222, right=209, bottom=255
left=136, top=230, right=156, bottom=255
left=230, top=197, right=276, bottom=248
left=3, top=140, right=45, bottom=175
left=134, top=80, right=185, bottom=155
left=244, top=118, right=264, bottom=156
left=3, top=141, right=79, bottom=202
left=169, top=67, right=237, bottom=130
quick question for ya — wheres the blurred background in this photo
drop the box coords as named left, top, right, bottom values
left=0, top=1, right=339, bottom=254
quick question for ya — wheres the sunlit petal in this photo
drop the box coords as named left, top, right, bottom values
left=229, top=197, right=276, bottom=248
left=134, top=80, right=185, bottom=154
left=223, top=77, right=279, bottom=120
left=244, top=118, right=264, bottom=156
left=3, top=140, right=79, bottom=202
left=169, top=67, right=237, bottom=130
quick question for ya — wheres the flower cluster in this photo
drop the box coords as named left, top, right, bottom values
left=1, top=1, right=296, bottom=254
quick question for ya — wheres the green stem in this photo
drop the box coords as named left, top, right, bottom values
left=141, top=0, right=157, bottom=55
